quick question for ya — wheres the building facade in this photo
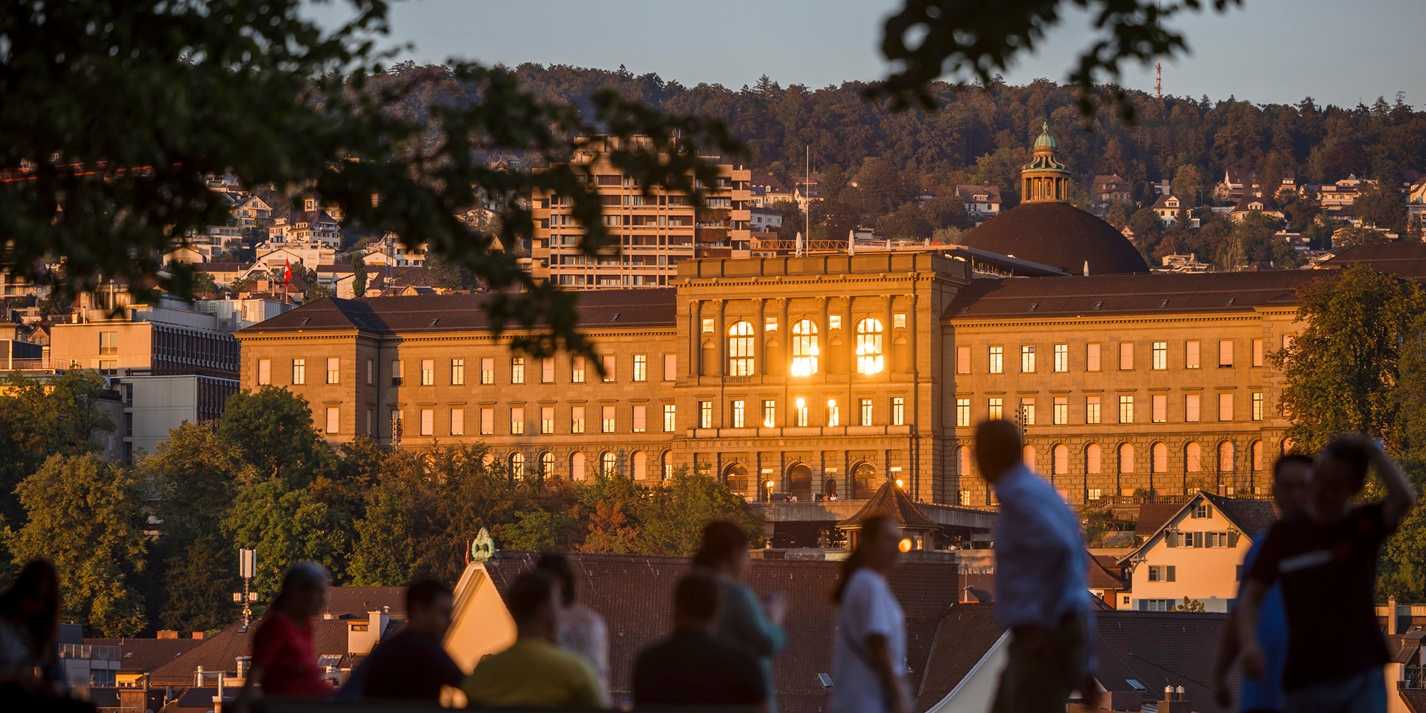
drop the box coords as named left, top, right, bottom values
left=530, top=136, right=752, bottom=289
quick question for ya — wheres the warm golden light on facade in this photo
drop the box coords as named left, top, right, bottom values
left=898, top=537, right=913, bottom=553
left=855, top=317, right=885, bottom=375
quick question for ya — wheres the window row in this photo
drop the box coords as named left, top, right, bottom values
left=324, top=403, right=680, bottom=438
left=501, top=449, right=673, bottom=482
left=953, top=391, right=1268, bottom=427
left=694, top=396, right=908, bottom=429
left=257, top=353, right=676, bottom=387
left=717, top=315, right=907, bottom=378
left=955, top=440, right=1273, bottom=481
left=956, top=335, right=1291, bottom=375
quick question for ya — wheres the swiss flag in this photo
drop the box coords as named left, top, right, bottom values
left=282, top=259, right=293, bottom=285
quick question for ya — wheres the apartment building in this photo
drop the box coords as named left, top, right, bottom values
left=530, top=136, right=752, bottom=289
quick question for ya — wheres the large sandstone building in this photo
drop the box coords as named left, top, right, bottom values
left=234, top=126, right=1398, bottom=507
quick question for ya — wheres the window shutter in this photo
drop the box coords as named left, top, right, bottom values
left=1228, top=531, right=1240, bottom=547
left=1165, top=531, right=1178, bottom=548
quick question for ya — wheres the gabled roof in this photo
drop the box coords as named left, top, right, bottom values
left=1093, top=611, right=1230, bottom=713
left=1087, top=554, right=1126, bottom=591
left=83, top=637, right=203, bottom=673
left=1117, top=491, right=1277, bottom=565
left=1135, top=502, right=1183, bottom=538
left=837, top=481, right=937, bottom=530
left=914, top=604, right=1003, bottom=711
left=1326, top=241, right=1426, bottom=276
left=326, top=585, right=405, bottom=618
left=239, top=288, right=677, bottom=335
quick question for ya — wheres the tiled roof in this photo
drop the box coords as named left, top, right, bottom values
left=83, top=637, right=203, bottom=673
left=240, top=288, right=677, bottom=334
left=149, top=619, right=355, bottom=687
left=1326, top=241, right=1426, bottom=276
left=945, top=270, right=1323, bottom=319
left=1404, top=689, right=1426, bottom=713
left=1087, top=554, right=1126, bottom=590
left=1203, top=493, right=1278, bottom=536
left=483, top=552, right=962, bottom=713
left=1094, top=611, right=1230, bottom=713
left=1388, top=631, right=1426, bottom=663
left=837, top=482, right=937, bottom=530
left=326, top=586, right=405, bottom=618
left=913, top=604, right=1003, bottom=711
left=1135, top=502, right=1184, bottom=538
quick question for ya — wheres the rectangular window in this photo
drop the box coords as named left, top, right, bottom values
left=480, top=357, right=494, bottom=384
left=1053, top=396, right=1068, bottom=425
left=366, top=359, right=373, bottom=385
left=510, top=406, right=525, bottom=435
left=1252, top=338, right=1265, bottom=367
left=762, top=400, right=776, bottom=428
left=366, top=408, right=374, bottom=437
left=632, top=404, right=647, bottom=433
left=99, top=331, right=117, bottom=354
left=1019, top=398, right=1035, bottom=426
left=861, top=398, right=874, bottom=426
left=731, top=400, right=746, bottom=428
left=1219, top=392, right=1234, bottom=421
left=1219, top=339, right=1234, bottom=368
left=1087, top=343, right=1102, bottom=372
left=1053, top=344, right=1068, bottom=373
left=451, top=408, right=465, bottom=436
left=959, top=490, right=972, bottom=506
left=894, top=313, right=907, bottom=328
left=1088, top=488, right=1103, bottom=501
left=1152, top=341, right=1167, bottom=370
left=956, top=398, right=971, bottom=427
left=1252, top=391, right=1264, bottom=421
left=1153, top=394, right=1167, bottom=423
left=1020, top=345, right=1036, bottom=373
left=601, top=405, right=616, bottom=433
left=663, top=404, right=676, bottom=432
left=1086, top=396, right=1101, bottom=424
left=765, top=317, right=778, bottom=332
left=892, top=396, right=906, bottom=426
left=956, top=346, right=971, bottom=374
left=1119, top=342, right=1134, bottom=370
left=451, top=358, right=465, bottom=386
left=827, top=399, right=841, bottom=427
left=601, top=354, right=616, bottom=382
left=541, top=358, right=555, bottom=384
left=571, top=356, right=586, bottom=384
left=325, top=407, right=339, bottom=434
left=699, top=401, right=713, bottom=429
left=327, top=357, right=340, bottom=384
left=257, top=358, right=271, bottom=385
left=292, top=358, right=306, bottom=385
left=571, top=406, right=585, bottom=434
left=1119, top=395, right=1134, bottom=424
left=663, top=353, right=677, bottom=381
left=420, top=408, right=434, bottom=436
left=701, top=317, right=714, bottom=333
left=480, top=407, right=494, bottom=436
left=510, top=357, right=525, bottom=384
left=794, top=399, right=809, bottom=427
left=1186, top=393, right=1201, bottom=422
left=633, top=354, right=647, bottom=382
left=391, top=360, right=403, bottom=385
left=988, top=397, right=1004, bottom=420
left=541, top=406, right=555, bottom=434
left=988, top=346, right=1004, bottom=374
left=420, top=359, right=434, bottom=386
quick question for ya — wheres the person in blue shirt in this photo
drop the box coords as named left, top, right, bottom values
left=1212, top=453, right=1313, bottom=713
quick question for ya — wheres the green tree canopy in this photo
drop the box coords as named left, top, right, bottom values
left=0, top=372, right=114, bottom=524
left=217, top=387, right=330, bottom=485
left=9, top=454, right=148, bottom=636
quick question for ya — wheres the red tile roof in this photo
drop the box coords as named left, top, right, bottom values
left=83, top=637, right=202, bottom=674
left=946, top=271, right=1324, bottom=320
left=1094, top=611, right=1230, bottom=713
left=913, top=604, right=1003, bottom=711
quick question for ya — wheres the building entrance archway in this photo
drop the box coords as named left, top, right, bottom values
left=850, top=462, right=879, bottom=499
left=723, top=463, right=753, bottom=500
left=786, top=463, right=813, bottom=502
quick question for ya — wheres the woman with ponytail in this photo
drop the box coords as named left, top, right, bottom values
left=692, top=520, right=786, bottom=709
left=235, top=561, right=333, bottom=711
left=830, top=515, right=909, bottom=713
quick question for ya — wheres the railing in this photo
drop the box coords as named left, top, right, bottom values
left=1405, top=664, right=1426, bottom=690
left=58, top=642, right=121, bottom=661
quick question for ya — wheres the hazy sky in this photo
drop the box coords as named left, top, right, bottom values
left=308, top=0, right=1425, bottom=108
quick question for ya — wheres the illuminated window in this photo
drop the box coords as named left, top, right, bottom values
left=1053, top=396, right=1068, bottom=425
left=988, top=397, right=1004, bottom=420
left=794, top=397, right=809, bottom=427
left=601, top=405, right=616, bottom=433
left=791, top=320, right=820, bottom=376
left=861, top=399, right=874, bottom=426
left=956, top=398, right=970, bottom=427
left=1086, top=396, right=1101, bottom=424
left=727, top=321, right=756, bottom=376
left=1152, top=341, right=1167, bottom=370
left=1118, top=395, right=1134, bottom=423
left=1252, top=392, right=1264, bottom=421
left=1186, top=340, right=1201, bottom=369
left=325, top=407, right=339, bottom=434
left=600, top=451, right=617, bottom=478
left=829, top=314, right=842, bottom=330
left=451, top=358, right=465, bottom=385
left=327, top=357, right=340, bottom=384
left=855, top=318, right=885, bottom=375
left=1152, top=394, right=1167, bottom=423
left=731, top=400, right=745, bottom=428
left=571, top=452, right=586, bottom=481
left=510, top=406, right=525, bottom=435
left=391, top=360, right=402, bottom=385
left=1020, top=345, right=1036, bottom=373
left=1219, top=339, right=1234, bottom=367
left=1053, top=344, right=1068, bottom=373
left=892, top=396, right=906, bottom=425
left=570, top=406, right=585, bottom=434
left=571, top=356, right=585, bottom=383
left=419, top=408, right=433, bottom=436
left=762, top=400, right=776, bottom=428
left=510, top=357, right=525, bottom=384
left=257, top=359, right=271, bottom=385
left=450, top=408, right=464, bottom=436
left=481, top=357, right=495, bottom=384
left=988, top=345, right=1004, bottom=374
left=292, top=358, right=306, bottom=385
left=509, top=452, right=525, bottom=480
left=1186, top=393, right=1201, bottom=422
left=541, top=406, right=555, bottom=434
left=827, top=399, right=840, bottom=427
left=632, top=405, right=647, bottom=433
left=1018, top=397, right=1035, bottom=426
left=421, top=359, right=434, bottom=386
left=633, top=354, right=647, bottom=382
left=663, top=404, right=676, bottom=432
left=540, top=452, right=555, bottom=480
left=601, top=354, right=616, bottom=382
left=699, top=401, right=713, bottom=429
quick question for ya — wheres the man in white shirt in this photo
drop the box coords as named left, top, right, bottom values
left=976, top=419, right=1100, bottom=713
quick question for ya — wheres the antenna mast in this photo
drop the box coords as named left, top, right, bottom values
left=1155, top=62, right=1162, bottom=100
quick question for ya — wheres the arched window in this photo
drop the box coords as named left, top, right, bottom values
left=1185, top=443, right=1202, bottom=473
left=661, top=450, right=672, bottom=480
left=539, top=451, right=555, bottom=480
left=509, top=452, right=525, bottom=481
left=1251, top=440, right=1264, bottom=472
left=727, top=321, right=755, bottom=376
left=855, top=318, right=885, bottom=375
left=631, top=451, right=649, bottom=481
left=1052, top=444, right=1069, bottom=475
left=1086, top=443, right=1102, bottom=474
left=1151, top=442, right=1168, bottom=473
left=1218, top=441, right=1235, bottom=473
left=1118, top=443, right=1135, bottom=473
left=600, top=451, right=618, bottom=478
left=571, top=452, right=587, bottom=482
left=1022, top=445, right=1037, bottom=471
left=790, top=319, right=820, bottom=376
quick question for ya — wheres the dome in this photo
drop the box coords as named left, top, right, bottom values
left=960, top=202, right=1150, bottom=274
left=1032, top=121, right=1057, bottom=151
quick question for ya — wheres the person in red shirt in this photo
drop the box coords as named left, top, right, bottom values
left=236, top=561, right=333, bottom=707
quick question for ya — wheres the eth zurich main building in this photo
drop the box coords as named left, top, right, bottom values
left=235, top=129, right=1404, bottom=509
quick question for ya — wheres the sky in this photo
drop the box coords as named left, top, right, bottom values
left=307, top=0, right=1426, bottom=109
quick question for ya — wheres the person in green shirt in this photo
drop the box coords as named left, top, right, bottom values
left=462, top=570, right=607, bottom=709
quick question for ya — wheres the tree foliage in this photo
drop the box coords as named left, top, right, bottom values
left=0, top=372, right=114, bottom=524
left=217, top=387, right=330, bottom=485
left=8, top=454, right=148, bottom=636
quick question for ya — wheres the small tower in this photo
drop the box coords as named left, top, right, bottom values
left=1020, top=121, right=1071, bottom=204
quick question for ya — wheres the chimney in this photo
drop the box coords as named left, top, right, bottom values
left=157, top=629, right=178, bottom=639
left=1388, top=595, right=1400, bottom=636
left=1157, top=683, right=1191, bottom=713
left=195, top=665, right=204, bottom=688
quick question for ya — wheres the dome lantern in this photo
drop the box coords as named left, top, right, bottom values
left=1021, top=120, right=1070, bottom=204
